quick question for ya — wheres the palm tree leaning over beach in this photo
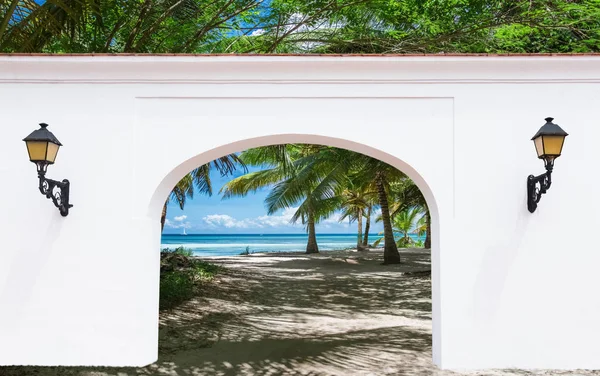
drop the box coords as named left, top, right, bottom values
left=221, top=145, right=350, bottom=254
left=351, top=156, right=406, bottom=264
left=161, top=155, right=246, bottom=232
left=223, top=145, right=408, bottom=263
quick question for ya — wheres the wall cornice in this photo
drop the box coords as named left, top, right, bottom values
left=1, top=55, right=600, bottom=84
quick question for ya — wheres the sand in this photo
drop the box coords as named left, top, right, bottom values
left=2, top=248, right=599, bottom=376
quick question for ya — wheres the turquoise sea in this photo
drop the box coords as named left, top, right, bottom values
left=161, top=233, right=425, bottom=256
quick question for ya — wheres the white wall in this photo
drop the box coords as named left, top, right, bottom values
left=0, top=55, right=598, bottom=369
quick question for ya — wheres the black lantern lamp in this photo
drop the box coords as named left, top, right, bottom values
left=23, top=123, right=72, bottom=216
left=527, top=117, right=568, bottom=213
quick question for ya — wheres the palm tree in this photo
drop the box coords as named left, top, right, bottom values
left=424, top=210, right=431, bottom=249
left=0, top=0, right=265, bottom=53
left=388, top=178, right=430, bottom=249
left=375, top=170, right=400, bottom=263
left=338, top=183, right=369, bottom=251
left=337, top=178, right=378, bottom=251
left=0, top=0, right=93, bottom=52
left=221, top=145, right=349, bottom=254
left=415, top=214, right=427, bottom=240
left=352, top=157, right=406, bottom=264
left=161, top=154, right=246, bottom=232
left=162, top=173, right=194, bottom=231
left=363, top=203, right=374, bottom=247
left=374, top=207, right=424, bottom=248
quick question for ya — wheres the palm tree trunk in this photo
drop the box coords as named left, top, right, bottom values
left=356, top=210, right=365, bottom=251
left=376, top=172, right=400, bottom=264
left=363, top=205, right=371, bottom=247
left=306, top=210, right=319, bottom=254
left=425, top=210, right=431, bottom=249
left=161, top=201, right=167, bottom=232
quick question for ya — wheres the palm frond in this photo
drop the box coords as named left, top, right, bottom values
left=211, top=153, right=247, bottom=176
left=220, top=168, right=283, bottom=199
left=264, top=175, right=309, bottom=214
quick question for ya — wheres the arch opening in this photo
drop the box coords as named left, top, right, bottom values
left=148, top=134, right=442, bottom=368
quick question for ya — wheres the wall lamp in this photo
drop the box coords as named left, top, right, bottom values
left=23, top=123, right=72, bottom=216
left=527, top=117, right=568, bottom=213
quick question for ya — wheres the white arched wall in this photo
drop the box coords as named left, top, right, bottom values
left=132, top=95, right=454, bottom=367
left=1, top=55, right=599, bottom=370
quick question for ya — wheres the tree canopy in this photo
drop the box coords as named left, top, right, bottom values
left=1, top=0, right=599, bottom=53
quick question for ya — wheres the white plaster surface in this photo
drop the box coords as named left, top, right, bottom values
left=0, top=55, right=598, bottom=369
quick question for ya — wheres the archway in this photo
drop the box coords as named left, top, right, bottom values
left=148, top=134, right=442, bottom=366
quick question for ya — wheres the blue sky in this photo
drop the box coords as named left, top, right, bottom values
left=163, top=164, right=384, bottom=235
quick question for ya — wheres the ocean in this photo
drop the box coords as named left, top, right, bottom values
left=161, top=233, right=425, bottom=257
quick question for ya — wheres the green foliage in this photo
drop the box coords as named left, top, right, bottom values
left=162, top=246, right=194, bottom=257
left=170, top=155, right=246, bottom=211
left=374, top=206, right=425, bottom=248
left=222, top=145, right=352, bottom=229
left=2, top=0, right=599, bottom=53
left=162, top=153, right=246, bottom=232
left=222, top=144, right=416, bottom=261
left=159, top=248, right=221, bottom=310
left=160, top=270, right=196, bottom=311
left=192, top=260, right=222, bottom=280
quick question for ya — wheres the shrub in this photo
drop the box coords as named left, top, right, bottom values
left=160, top=270, right=196, bottom=310
left=161, top=246, right=194, bottom=257
left=159, top=248, right=222, bottom=310
left=193, top=260, right=221, bottom=281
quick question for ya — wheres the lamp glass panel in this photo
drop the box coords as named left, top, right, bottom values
left=26, top=141, right=49, bottom=162
left=533, top=136, right=544, bottom=158
left=542, top=135, right=565, bottom=156
left=46, top=142, right=60, bottom=163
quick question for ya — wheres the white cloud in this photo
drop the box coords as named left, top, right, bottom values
left=203, top=207, right=302, bottom=229
left=203, top=214, right=260, bottom=229
left=254, top=207, right=298, bottom=227
left=250, top=29, right=265, bottom=36
left=165, top=217, right=192, bottom=229
left=200, top=207, right=368, bottom=231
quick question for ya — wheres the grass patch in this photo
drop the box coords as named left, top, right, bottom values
left=160, top=247, right=222, bottom=311
left=162, top=246, right=194, bottom=257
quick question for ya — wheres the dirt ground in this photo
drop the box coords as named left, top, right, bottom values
left=2, top=249, right=599, bottom=376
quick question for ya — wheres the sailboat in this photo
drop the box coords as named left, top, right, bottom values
left=182, top=228, right=187, bottom=236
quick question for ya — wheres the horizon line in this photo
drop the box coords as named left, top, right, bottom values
left=161, top=233, right=419, bottom=236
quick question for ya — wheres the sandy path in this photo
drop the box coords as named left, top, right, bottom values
left=2, top=249, right=599, bottom=376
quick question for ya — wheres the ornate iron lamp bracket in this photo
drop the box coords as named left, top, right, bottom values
left=37, top=169, right=72, bottom=217
left=527, top=164, right=552, bottom=213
